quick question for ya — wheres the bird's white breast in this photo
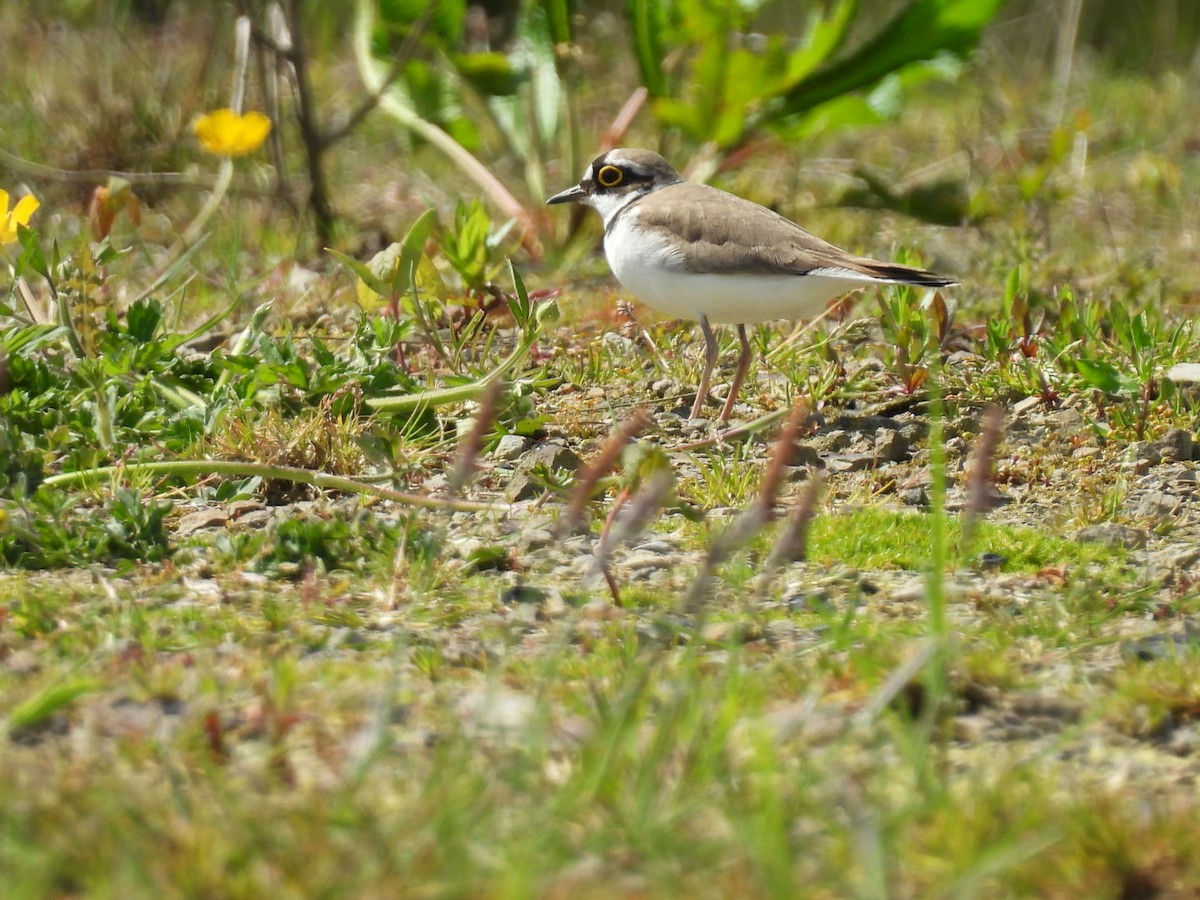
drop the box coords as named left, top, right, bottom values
left=603, top=207, right=875, bottom=325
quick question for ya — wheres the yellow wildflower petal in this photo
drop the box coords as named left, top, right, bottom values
left=12, top=193, right=39, bottom=226
left=238, top=111, right=272, bottom=152
left=193, top=108, right=272, bottom=157
left=0, top=188, right=38, bottom=244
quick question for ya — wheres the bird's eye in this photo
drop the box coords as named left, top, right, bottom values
left=596, top=165, right=624, bottom=188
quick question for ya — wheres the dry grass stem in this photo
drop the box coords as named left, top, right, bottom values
left=448, top=378, right=504, bottom=496
left=753, top=399, right=810, bottom=522
left=559, top=407, right=651, bottom=534
left=758, top=468, right=825, bottom=596
left=961, top=405, right=1005, bottom=549
left=589, top=469, right=674, bottom=605
left=683, top=401, right=810, bottom=613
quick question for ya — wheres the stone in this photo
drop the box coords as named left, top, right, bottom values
left=825, top=453, right=876, bottom=474
left=1121, top=629, right=1200, bottom=662
left=898, top=421, right=929, bottom=443
left=1052, top=407, right=1084, bottom=430
left=1129, top=431, right=1193, bottom=468
left=651, top=378, right=681, bottom=398
left=517, top=528, right=555, bottom=552
left=630, top=540, right=676, bottom=555
left=1149, top=544, right=1200, bottom=573
left=493, top=434, right=530, bottom=461
left=1153, top=428, right=1193, bottom=463
left=621, top=550, right=674, bottom=572
left=1012, top=396, right=1042, bottom=416
left=1074, top=523, right=1150, bottom=550
left=1166, top=363, right=1200, bottom=384
left=176, top=508, right=229, bottom=535
left=1127, top=491, right=1181, bottom=520
left=953, top=715, right=989, bottom=743
left=781, top=443, right=822, bottom=468
left=814, top=430, right=851, bottom=452
left=874, top=428, right=911, bottom=463
left=506, top=441, right=583, bottom=502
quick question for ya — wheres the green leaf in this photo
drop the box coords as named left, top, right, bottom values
left=398, top=207, right=438, bottom=293
left=539, top=0, right=572, bottom=45
left=508, top=258, right=532, bottom=329
left=328, top=247, right=391, bottom=299
left=1129, top=311, right=1153, bottom=355
left=125, top=298, right=164, bottom=344
left=16, top=224, right=50, bottom=283
left=1075, top=358, right=1133, bottom=395
left=7, top=678, right=96, bottom=732
left=375, top=0, right=463, bottom=47
left=785, top=0, right=858, bottom=84
left=626, top=0, right=672, bottom=98
left=776, top=0, right=1007, bottom=120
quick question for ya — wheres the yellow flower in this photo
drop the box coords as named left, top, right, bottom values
left=0, top=189, right=39, bottom=244
left=193, top=109, right=272, bottom=157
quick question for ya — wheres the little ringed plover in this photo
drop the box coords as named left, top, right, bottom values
left=547, top=148, right=955, bottom=421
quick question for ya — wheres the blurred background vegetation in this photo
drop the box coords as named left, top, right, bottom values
left=0, top=0, right=1196, bottom=306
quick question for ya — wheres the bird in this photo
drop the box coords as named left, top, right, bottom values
left=547, top=148, right=955, bottom=422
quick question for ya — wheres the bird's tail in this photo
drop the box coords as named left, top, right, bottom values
left=867, top=262, right=956, bottom=288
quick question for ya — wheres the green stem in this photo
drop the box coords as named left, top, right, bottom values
left=43, top=460, right=505, bottom=513
left=365, top=331, right=537, bottom=413
left=924, top=361, right=950, bottom=735
left=179, top=159, right=234, bottom=250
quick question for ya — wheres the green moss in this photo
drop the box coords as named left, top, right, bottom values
left=809, top=506, right=1125, bottom=573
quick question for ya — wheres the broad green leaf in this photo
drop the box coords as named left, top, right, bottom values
left=786, top=0, right=858, bottom=84
left=1075, top=358, right=1134, bottom=396
left=778, top=93, right=883, bottom=139
left=400, top=207, right=438, bottom=265
left=328, top=247, right=391, bottom=300
left=375, top=0, right=463, bottom=48
left=776, top=0, right=1007, bottom=120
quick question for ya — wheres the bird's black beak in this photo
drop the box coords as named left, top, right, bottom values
left=546, top=184, right=585, bottom=205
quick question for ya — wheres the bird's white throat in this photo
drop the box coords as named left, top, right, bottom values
left=584, top=189, right=648, bottom=230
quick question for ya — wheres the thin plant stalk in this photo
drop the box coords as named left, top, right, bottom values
left=44, top=460, right=505, bottom=513
left=922, top=363, right=951, bottom=755
left=178, top=16, right=252, bottom=250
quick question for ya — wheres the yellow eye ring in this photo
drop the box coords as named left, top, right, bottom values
left=596, top=165, right=624, bottom=188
